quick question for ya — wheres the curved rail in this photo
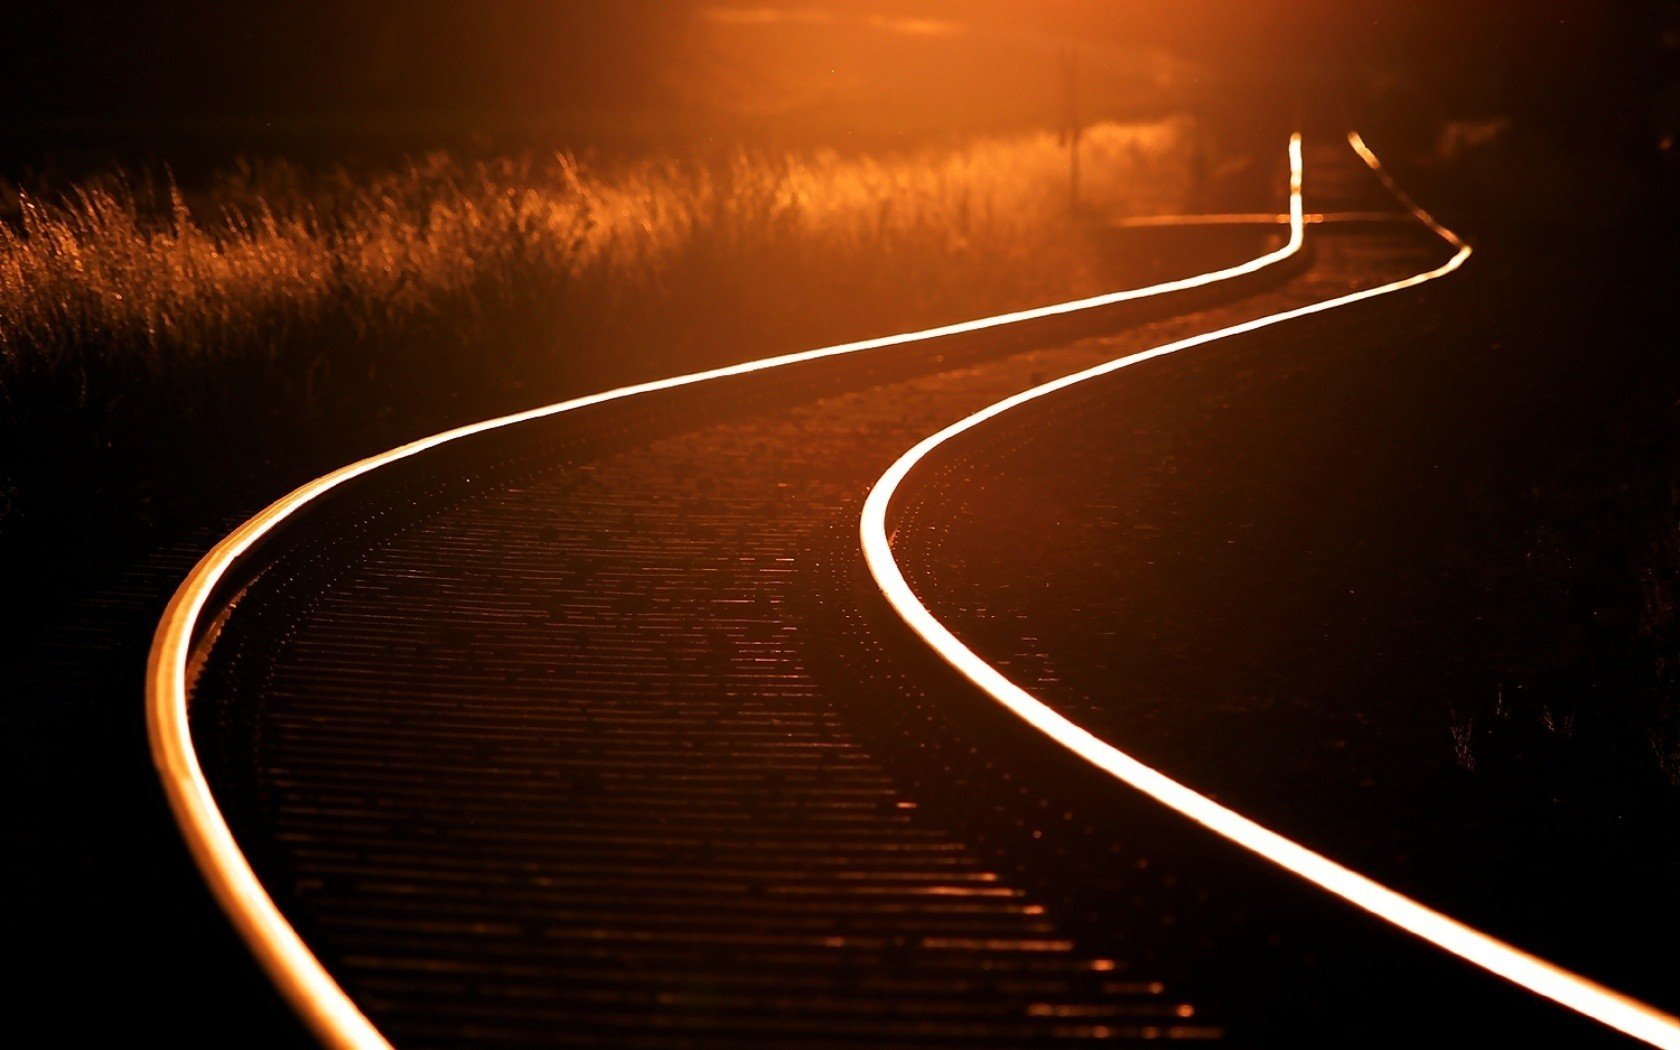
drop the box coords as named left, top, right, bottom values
left=147, top=136, right=1306, bottom=1049
left=858, top=132, right=1680, bottom=1049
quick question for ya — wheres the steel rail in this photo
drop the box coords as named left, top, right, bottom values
left=1119, top=209, right=1413, bottom=227
left=858, top=132, right=1680, bottom=1049
left=146, top=136, right=1306, bottom=1049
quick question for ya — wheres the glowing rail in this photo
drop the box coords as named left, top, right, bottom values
left=858, top=134, right=1680, bottom=1049
left=1119, top=210, right=1413, bottom=228
left=146, top=138, right=1306, bottom=1050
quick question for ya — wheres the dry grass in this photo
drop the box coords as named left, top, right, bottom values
left=0, top=119, right=1192, bottom=376
left=0, top=119, right=1198, bottom=580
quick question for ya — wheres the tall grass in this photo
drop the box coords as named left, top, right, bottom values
left=0, top=119, right=1199, bottom=583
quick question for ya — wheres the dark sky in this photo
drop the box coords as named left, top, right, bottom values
left=1, top=1, right=691, bottom=121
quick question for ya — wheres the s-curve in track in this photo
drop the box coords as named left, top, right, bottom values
left=150, top=132, right=1672, bottom=1048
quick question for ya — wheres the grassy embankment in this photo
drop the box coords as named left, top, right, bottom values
left=0, top=119, right=1200, bottom=589
left=1394, top=122, right=1680, bottom=797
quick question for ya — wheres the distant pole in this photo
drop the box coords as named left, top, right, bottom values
left=1061, top=45, right=1082, bottom=216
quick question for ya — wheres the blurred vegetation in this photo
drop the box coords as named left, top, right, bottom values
left=1426, top=237, right=1680, bottom=805
left=0, top=119, right=1198, bottom=593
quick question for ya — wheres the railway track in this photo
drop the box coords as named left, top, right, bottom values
left=150, top=132, right=1667, bottom=1046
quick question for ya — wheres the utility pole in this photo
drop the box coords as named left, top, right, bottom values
left=1061, top=44, right=1082, bottom=216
